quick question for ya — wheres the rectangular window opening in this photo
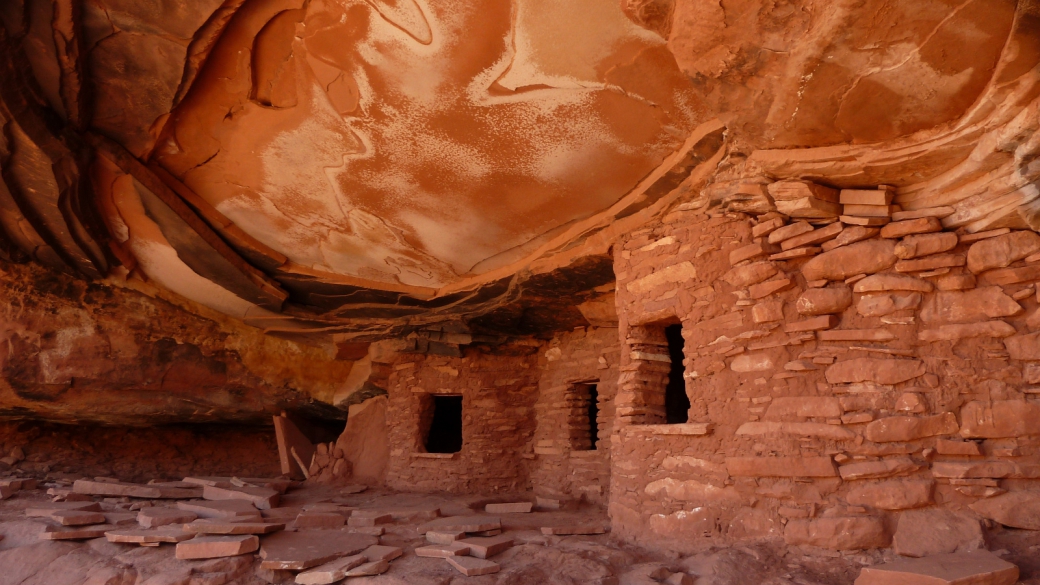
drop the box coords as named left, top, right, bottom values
left=569, top=382, right=600, bottom=451
left=424, top=395, right=462, bottom=453
left=665, top=324, right=690, bottom=424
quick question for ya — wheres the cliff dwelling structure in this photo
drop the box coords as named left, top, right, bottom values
left=1, top=0, right=1040, bottom=583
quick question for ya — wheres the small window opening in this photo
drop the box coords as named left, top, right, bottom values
left=665, top=324, right=690, bottom=424
left=587, top=384, right=599, bottom=450
left=424, top=395, right=463, bottom=453
left=568, top=382, right=600, bottom=450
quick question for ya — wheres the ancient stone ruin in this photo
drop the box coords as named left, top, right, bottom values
left=1, top=0, right=1040, bottom=583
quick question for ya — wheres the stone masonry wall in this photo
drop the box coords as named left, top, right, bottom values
left=529, top=327, right=620, bottom=505
left=609, top=193, right=1040, bottom=554
left=384, top=348, right=541, bottom=493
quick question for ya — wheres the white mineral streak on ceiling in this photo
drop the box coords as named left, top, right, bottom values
left=166, top=0, right=692, bottom=289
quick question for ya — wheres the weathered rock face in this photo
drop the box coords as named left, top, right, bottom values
left=0, top=259, right=358, bottom=424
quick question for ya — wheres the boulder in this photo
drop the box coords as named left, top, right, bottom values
left=892, top=508, right=984, bottom=558
left=802, top=240, right=898, bottom=282
left=960, top=400, right=1040, bottom=438
left=970, top=491, right=1040, bottom=530
left=825, top=358, right=925, bottom=386
left=795, top=287, right=853, bottom=315
left=854, top=551, right=1018, bottom=585
left=784, top=516, right=889, bottom=550
left=966, top=230, right=1040, bottom=273
left=846, top=480, right=933, bottom=510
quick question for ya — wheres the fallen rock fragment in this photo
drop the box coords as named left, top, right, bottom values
left=49, top=510, right=106, bottom=526
left=184, top=519, right=285, bottom=534
left=73, top=479, right=201, bottom=499
left=25, top=501, right=102, bottom=516
left=362, top=544, right=403, bottom=562
left=446, top=555, right=501, bottom=576
left=416, top=542, right=471, bottom=558
left=854, top=550, right=1017, bottom=585
left=426, top=530, right=466, bottom=544
left=418, top=515, right=501, bottom=534
left=106, top=527, right=195, bottom=544
left=484, top=502, right=532, bottom=514
left=345, top=559, right=390, bottom=576
left=176, top=534, right=259, bottom=559
left=138, top=507, right=197, bottom=528
left=540, top=525, right=608, bottom=535
left=457, top=535, right=513, bottom=558
left=202, top=484, right=279, bottom=510
left=41, top=524, right=119, bottom=540
left=295, top=554, right=366, bottom=585
left=259, top=530, right=377, bottom=570
left=177, top=499, right=261, bottom=519
left=294, top=512, right=345, bottom=529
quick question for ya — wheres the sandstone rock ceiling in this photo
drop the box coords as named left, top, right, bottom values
left=0, top=0, right=1038, bottom=344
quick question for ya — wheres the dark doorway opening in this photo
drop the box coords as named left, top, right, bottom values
left=424, top=395, right=463, bottom=453
left=665, top=324, right=690, bottom=424
left=587, top=384, right=599, bottom=450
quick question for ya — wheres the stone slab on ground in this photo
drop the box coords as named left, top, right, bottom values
left=347, top=511, right=391, bottom=527
left=49, top=510, right=106, bottom=526
left=344, top=559, right=390, bottom=577
left=484, top=502, right=532, bottom=514
left=417, top=515, right=501, bottom=534
left=416, top=542, right=471, bottom=558
left=970, top=491, right=1040, bottom=530
left=183, top=476, right=293, bottom=494
left=0, top=485, right=15, bottom=500
left=41, top=523, right=119, bottom=540
left=426, top=530, right=466, bottom=544
left=176, top=534, right=259, bottom=559
left=294, top=512, right=345, bottom=529
left=259, top=530, right=377, bottom=570
left=25, top=501, right=101, bottom=516
left=447, top=555, right=501, bottom=576
left=457, top=535, right=513, bottom=558
left=295, top=554, right=366, bottom=585
left=540, top=525, right=608, bottom=535
left=138, top=507, right=197, bottom=528
left=177, top=499, right=262, bottom=519
left=184, top=519, right=285, bottom=535
left=73, top=479, right=201, bottom=499
left=105, top=527, right=195, bottom=544
left=854, top=550, right=1018, bottom=585
left=202, top=484, right=279, bottom=510
left=363, top=544, right=402, bottom=562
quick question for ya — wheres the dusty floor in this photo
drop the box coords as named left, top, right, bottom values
left=1, top=481, right=1039, bottom=585
left=2, top=421, right=1039, bottom=585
